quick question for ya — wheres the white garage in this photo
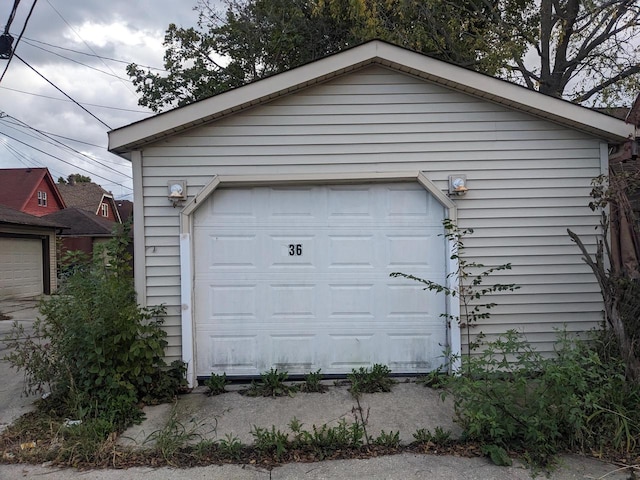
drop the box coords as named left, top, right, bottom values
left=192, top=182, right=448, bottom=377
left=0, top=237, right=44, bottom=298
left=108, top=41, right=633, bottom=387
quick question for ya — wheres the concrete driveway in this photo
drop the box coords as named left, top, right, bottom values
left=0, top=297, right=40, bottom=433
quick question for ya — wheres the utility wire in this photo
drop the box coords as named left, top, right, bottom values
left=14, top=53, right=111, bottom=129
left=21, top=37, right=165, bottom=71
left=0, top=0, right=38, bottom=84
left=0, top=85, right=153, bottom=113
left=0, top=129, right=132, bottom=189
left=4, top=0, right=21, bottom=33
left=21, top=40, right=133, bottom=82
left=45, top=0, right=138, bottom=100
left=1, top=114, right=131, bottom=178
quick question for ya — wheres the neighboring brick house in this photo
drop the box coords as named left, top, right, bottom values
left=0, top=168, right=66, bottom=217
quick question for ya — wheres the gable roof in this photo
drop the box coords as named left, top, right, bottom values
left=0, top=168, right=66, bottom=211
left=42, top=207, right=117, bottom=236
left=57, top=182, right=122, bottom=222
left=108, top=40, right=634, bottom=155
left=0, top=204, right=67, bottom=229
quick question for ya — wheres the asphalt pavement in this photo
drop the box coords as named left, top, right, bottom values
left=0, top=297, right=636, bottom=480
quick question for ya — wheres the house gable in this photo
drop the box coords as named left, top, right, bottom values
left=57, top=182, right=122, bottom=223
left=0, top=168, right=66, bottom=217
left=109, top=40, right=633, bottom=154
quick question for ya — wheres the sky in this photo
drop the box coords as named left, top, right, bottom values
left=0, top=0, right=206, bottom=199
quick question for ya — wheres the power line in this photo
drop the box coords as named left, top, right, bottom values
left=0, top=129, right=132, bottom=190
left=0, top=85, right=153, bottom=113
left=21, top=36, right=165, bottom=71
left=21, top=39, right=134, bottom=82
left=45, top=0, right=138, bottom=100
left=4, top=1, right=21, bottom=33
left=0, top=0, right=38, bottom=84
left=1, top=114, right=131, bottom=178
left=15, top=53, right=111, bottom=129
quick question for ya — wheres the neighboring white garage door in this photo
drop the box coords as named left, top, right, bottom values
left=0, top=237, right=43, bottom=299
left=193, top=182, right=447, bottom=377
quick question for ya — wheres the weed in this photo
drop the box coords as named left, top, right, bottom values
left=445, top=328, right=640, bottom=467
left=192, top=438, right=216, bottom=458
left=374, top=430, right=400, bottom=448
left=204, top=372, right=228, bottom=396
left=251, top=425, right=289, bottom=460
left=413, top=426, right=452, bottom=445
left=145, top=403, right=204, bottom=465
left=299, top=369, right=328, bottom=393
left=217, top=433, right=244, bottom=460
left=244, top=368, right=297, bottom=397
left=348, top=364, right=395, bottom=395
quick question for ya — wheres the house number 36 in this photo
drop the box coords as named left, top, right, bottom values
left=288, top=244, right=302, bottom=256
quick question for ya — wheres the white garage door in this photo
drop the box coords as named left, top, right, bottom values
left=0, top=237, right=43, bottom=299
left=193, top=182, right=447, bottom=377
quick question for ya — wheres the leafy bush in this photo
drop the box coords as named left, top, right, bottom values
left=3, top=224, right=180, bottom=431
left=444, top=329, right=640, bottom=466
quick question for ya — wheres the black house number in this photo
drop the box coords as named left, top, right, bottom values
left=288, top=244, right=303, bottom=256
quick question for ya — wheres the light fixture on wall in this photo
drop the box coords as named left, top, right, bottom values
left=448, top=175, right=468, bottom=196
left=168, top=180, right=187, bottom=207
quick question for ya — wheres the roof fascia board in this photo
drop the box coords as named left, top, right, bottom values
left=109, top=41, right=633, bottom=152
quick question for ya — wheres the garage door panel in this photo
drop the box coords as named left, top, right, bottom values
left=328, top=284, right=375, bottom=317
left=268, top=235, right=316, bottom=269
left=194, top=182, right=447, bottom=377
left=270, top=335, right=316, bottom=370
left=268, top=187, right=317, bottom=218
left=328, top=187, right=373, bottom=218
left=208, top=285, right=257, bottom=318
left=328, top=235, right=375, bottom=268
left=270, top=284, right=315, bottom=317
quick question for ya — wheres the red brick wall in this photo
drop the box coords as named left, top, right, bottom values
left=23, top=179, right=64, bottom=217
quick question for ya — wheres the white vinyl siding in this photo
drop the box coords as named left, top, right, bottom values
left=137, top=65, right=604, bottom=362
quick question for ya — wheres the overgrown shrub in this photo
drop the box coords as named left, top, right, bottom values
left=444, top=329, right=640, bottom=466
left=3, top=224, right=182, bottom=431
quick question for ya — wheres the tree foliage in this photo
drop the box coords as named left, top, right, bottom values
left=128, top=0, right=640, bottom=112
left=57, top=173, right=92, bottom=184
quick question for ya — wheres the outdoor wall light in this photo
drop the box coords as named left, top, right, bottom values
left=168, top=180, right=187, bottom=207
left=448, top=175, right=468, bottom=196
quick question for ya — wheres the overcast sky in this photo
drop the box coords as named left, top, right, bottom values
left=0, top=0, right=205, bottom=199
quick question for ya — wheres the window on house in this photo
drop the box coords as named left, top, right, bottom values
left=101, top=203, right=109, bottom=217
left=37, top=191, right=47, bottom=206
